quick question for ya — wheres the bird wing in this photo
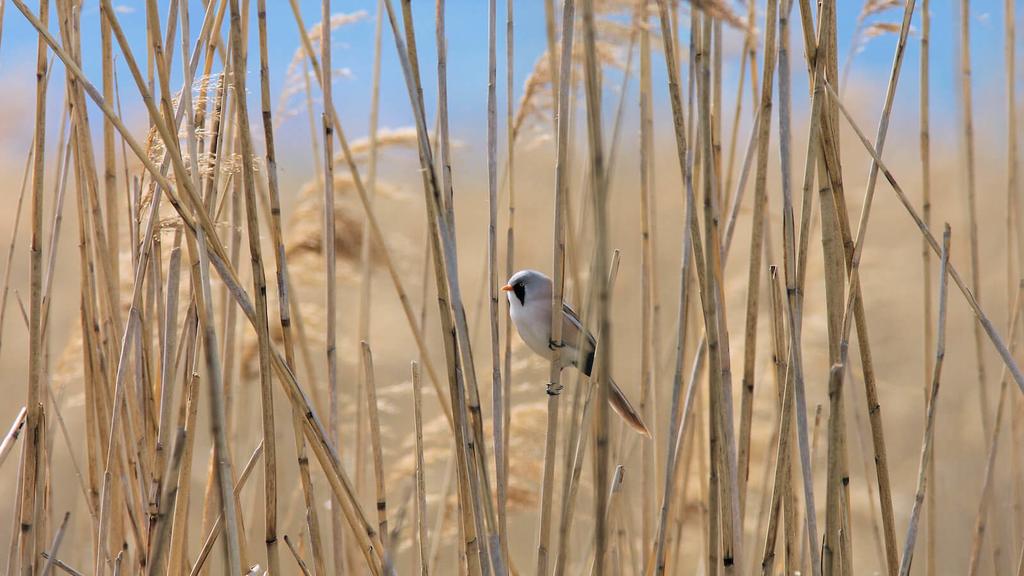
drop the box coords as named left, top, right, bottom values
left=561, top=302, right=597, bottom=375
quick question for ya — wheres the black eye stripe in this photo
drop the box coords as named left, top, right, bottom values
left=513, top=283, right=526, bottom=306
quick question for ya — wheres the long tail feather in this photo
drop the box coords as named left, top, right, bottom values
left=607, top=377, right=652, bottom=438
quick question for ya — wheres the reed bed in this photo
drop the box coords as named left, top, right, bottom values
left=0, top=0, right=1022, bottom=575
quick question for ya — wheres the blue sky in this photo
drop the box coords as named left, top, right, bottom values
left=0, top=0, right=1014, bottom=174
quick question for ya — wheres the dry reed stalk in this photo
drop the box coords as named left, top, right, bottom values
left=551, top=250, right=622, bottom=576
left=38, top=553, right=83, bottom=576
left=550, top=36, right=641, bottom=558
left=283, top=0, right=454, bottom=433
left=283, top=535, right=313, bottom=576
left=638, top=4, right=657, bottom=566
left=412, top=0, right=501, bottom=564
left=759, top=266, right=793, bottom=575
left=919, top=0, right=935, bottom=572
left=771, top=3, right=798, bottom=568
left=223, top=0, right=282, bottom=572
left=380, top=1, right=493, bottom=572
left=543, top=0, right=559, bottom=125
left=188, top=442, right=265, bottom=576
left=254, top=1, right=329, bottom=574
left=16, top=0, right=49, bottom=571
left=574, top=464, right=625, bottom=573
left=65, top=3, right=120, bottom=353
left=967, top=287, right=1024, bottom=576
left=113, top=0, right=249, bottom=567
left=39, top=99, right=73, bottom=343
left=412, top=362, right=430, bottom=576
left=815, top=4, right=851, bottom=573
left=898, top=227, right=953, bottom=575
left=0, top=408, right=27, bottom=470
left=648, top=1, right=708, bottom=572
left=655, top=94, right=760, bottom=576
left=579, top=0, right=614, bottom=572
left=825, top=76, right=1024, bottom=421
left=691, top=14, right=739, bottom=574
left=738, top=0, right=777, bottom=523
left=167, top=308, right=200, bottom=576
left=804, top=4, right=912, bottom=574
left=40, top=511, right=70, bottom=576
left=499, top=0, right=515, bottom=568
left=536, top=0, right=575, bottom=573
left=154, top=227, right=183, bottom=533
left=484, top=0, right=506, bottom=568
left=360, top=342, right=391, bottom=569
left=146, top=428, right=187, bottom=574
left=781, top=0, right=826, bottom=570
left=0, top=138, right=34, bottom=360
left=100, top=2, right=118, bottom=325
left=5, top=430, right=26, bottom=576
left=959, top=0, right=991, bottom=450
left=193, top=41, right=234, bottom=574
left=318, top=1, right=346, bottom=572
left=356, top=4, right=384, bottom=554
left=1008, top=0, right=1023, bottom=562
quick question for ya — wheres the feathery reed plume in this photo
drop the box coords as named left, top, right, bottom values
left=840, top=0, right=904, bottom=88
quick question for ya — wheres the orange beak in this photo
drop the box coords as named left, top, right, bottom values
left=501, top=284, right=514, bottom=292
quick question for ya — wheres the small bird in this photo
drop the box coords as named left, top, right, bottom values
left=502, top=269, right=651, bottom=438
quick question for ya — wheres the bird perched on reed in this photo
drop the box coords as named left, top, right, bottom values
left=503, top=269, right=651, bottom=437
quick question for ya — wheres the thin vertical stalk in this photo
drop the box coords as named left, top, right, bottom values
left=825, top=76, right=1024, bottom=423
left=255, top=0, right=328, bottom=573
left=412, top=362, right=430, bottom=576
left=579, top=1, right=610, bottom=572
left=967, top=287, right=1024, bottom=576
left=188, top=443, right=265, bottom=576
left=699, top=15, right=742, bottom=573
left=919, top=0, right=935, bottom=572
left=536, top=0, right=575, bottom=573
left=13, top=1, right=383, bottom=568
left=485, top=0, right=504, bottom=568
left=18, top=0, right=48, bottom=572
left=284, top=0, right=454, bottom=429
left=896, top=225, right=949, bottom=575
left=499, top=0, right=515, bottom=567
left=959, top=0, right=990, bottom=444
left=814, top=0, right=917, bottom=570
left=319, top=1, right=344, bottom=572
left=738, top=0, right=778, bottom=520
left=650, top=0, right=706, bottom=570
left=818, top=5, right=850, bottom=572
left=361, top=343, right=390, bottom=570
left=639, top=6, right=656, bottom=564
left=381, top=1, right=491, bottom=571
left=226, top=0, right=280, bottom=572
left=355, top=6, right=384, bottom=554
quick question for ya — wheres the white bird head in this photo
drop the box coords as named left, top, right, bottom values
left=501, top=269, right=551, bottom=309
